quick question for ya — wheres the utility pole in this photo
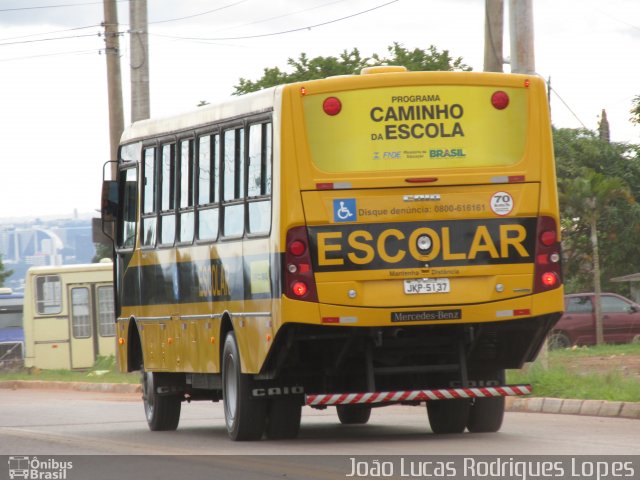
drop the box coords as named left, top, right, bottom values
left=509, top=0, right=535, bottom=74
left=130, top=0, right=150, bottom=122
left=484, top=0, right=504, bottom=72
left=102, top=0, right=124, bottom=180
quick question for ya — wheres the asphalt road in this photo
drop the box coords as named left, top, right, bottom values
left=0, top=389, right=638, bottom=479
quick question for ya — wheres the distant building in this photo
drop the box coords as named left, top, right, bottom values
left=0, top=218, right=95, bottom=292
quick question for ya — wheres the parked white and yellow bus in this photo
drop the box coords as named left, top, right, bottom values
left=102, top=67, right=563, bottom=440
left=23, top=261, right=115, bottom=370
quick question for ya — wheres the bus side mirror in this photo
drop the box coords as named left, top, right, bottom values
left=101, top=180, right=119, bottom=223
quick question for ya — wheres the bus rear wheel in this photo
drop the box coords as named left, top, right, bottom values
left=142, top=371, right=181, bottom=431
left=426, top=399, right=470, bottom=434
left=336, top=405, right=372, bottom=425
left=265, top=398, right=302, bottom=439
left=467, top=396, right=505, bottom=433
left=222, top=331, right=267, bottom=441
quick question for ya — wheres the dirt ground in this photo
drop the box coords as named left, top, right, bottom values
left=558, top=352, right=640, bottom=381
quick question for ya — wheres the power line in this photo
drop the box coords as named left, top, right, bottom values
left=148, top=0, right=251, bottom=25
left=550, top=86, right=589, bottom=130
left=585, top=0, right=640, bottom=33
left=199, top=0, right=351, bottom=33
left=0, top=32, right=100, bottom=47
left=153, top=0, right=400, bottom=42
left=0, top=48, right=98, bottom=62
left=0, top=1, right=124, bottom=13
left=0, top=24, right=100, bottom=43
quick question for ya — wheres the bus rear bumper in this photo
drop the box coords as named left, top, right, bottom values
left=306, top=384, right=532, bottom=407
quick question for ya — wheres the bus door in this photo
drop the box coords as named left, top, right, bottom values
left=95, top=282, right=116, bottom=358
left=68, top=284, right=98, bottom=369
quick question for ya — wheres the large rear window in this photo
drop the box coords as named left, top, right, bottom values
left=303, top=85, right=527, bottom=173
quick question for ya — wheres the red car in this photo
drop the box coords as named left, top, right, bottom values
left=549, top=293, right=640, bottom=348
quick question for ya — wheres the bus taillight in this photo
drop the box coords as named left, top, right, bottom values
left=541, top=272, right=559, bottom=287
left=291, top=281, right=308, bottom=297
left=284, top=227, right=318, bottom=302
left=534, top=216, right=562, bottom=293
left=289, top=240, right=306, bottom=256
left=539, top=229, right=557, bottom=246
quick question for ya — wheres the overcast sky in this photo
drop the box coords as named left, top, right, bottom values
left=1, top=0, right=639, bottom=219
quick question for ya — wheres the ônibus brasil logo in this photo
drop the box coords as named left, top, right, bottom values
left=8, top=456, right=73, bottom=480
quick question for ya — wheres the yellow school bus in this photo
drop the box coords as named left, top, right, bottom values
left=102, top=67, right=563, bottom=440
left=23, top=261, right=115, bottom=370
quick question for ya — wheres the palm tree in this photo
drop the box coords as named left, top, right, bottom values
left=560, top=168, right=633, bottom=344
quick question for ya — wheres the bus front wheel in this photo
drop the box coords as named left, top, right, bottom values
left=142, top=371, right=181, bottom=431
left=222, top=331, right=267, bottom=441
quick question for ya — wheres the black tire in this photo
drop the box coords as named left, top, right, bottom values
left=467, top=396, right=505, bottom=433
left=426, top=399, right=470, bottom=434
left=142, top=371, right=181, bottom=431
left=222, top=331, right=267, bottom=441
left=548, top=332, right=571, bottom=349
left=336, top=405, right=372, bottom=425
left=265, top=398, right=302, bottom=439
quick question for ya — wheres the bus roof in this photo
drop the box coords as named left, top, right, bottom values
left=25, top=262, right=113, bottom=277
left=120, top=87, right=278, bottom=145
left=118, top=70, right=540, bottom=147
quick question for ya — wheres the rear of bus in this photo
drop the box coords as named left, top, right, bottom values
left=273, top=69, right=563, bottom=397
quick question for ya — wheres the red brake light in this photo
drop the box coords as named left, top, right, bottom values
left=540, top=230, right=557, bottom=246
left=323, top=97, right=342, bottom=116
left=292, top=281, right=308, bottom=297
left=288, top=240, right=306, bottom=256
left=541, top=272, right=558, bottom=287
left=491, top=91, right=509, bottom=110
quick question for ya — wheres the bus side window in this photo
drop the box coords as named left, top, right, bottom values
left=247, top=122, right=272, bottom=235
left=118, top=168, right=138, bottom=249
left=178, top=139, right=195, bottom=244
left=35, top=275, right=61, bottom=315
left=159, top=143, right=176, bottom=246
left=141, top=147, right=157, bottom=247
left=197, top=134, right=220, bottom=241
left=222, top=127, right=245, bottom=238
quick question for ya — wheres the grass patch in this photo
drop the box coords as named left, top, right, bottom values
left=549, top=342, right=640, bottom=358
left=508, top=343, right=640, bottom=402
left=508, top=364, right=640, bottom=402
left=0, top=356, right=139, bottom=384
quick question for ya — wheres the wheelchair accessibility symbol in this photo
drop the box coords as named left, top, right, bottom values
left=333, top=199, right=357, bottom=223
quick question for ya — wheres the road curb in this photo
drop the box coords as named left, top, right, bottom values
left=0, top=380, right=141, bottom=394
left=505, top=396, right=640, bottom=420
left=1, top=381, right=638, bottom=420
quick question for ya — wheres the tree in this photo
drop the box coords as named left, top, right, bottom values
left=233, top=43, right=471, bottom=95
left=560, top=168, right=632, bottom=344
left=631, top=95, right=640, bottom=126
left=554, top=129, right=640, bottom=290
left=0, top=254, right=13, bottom=287
left=92, top=243, right=113, bottom=263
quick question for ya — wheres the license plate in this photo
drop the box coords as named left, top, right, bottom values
left=403, top=278, right=450, bottom=294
